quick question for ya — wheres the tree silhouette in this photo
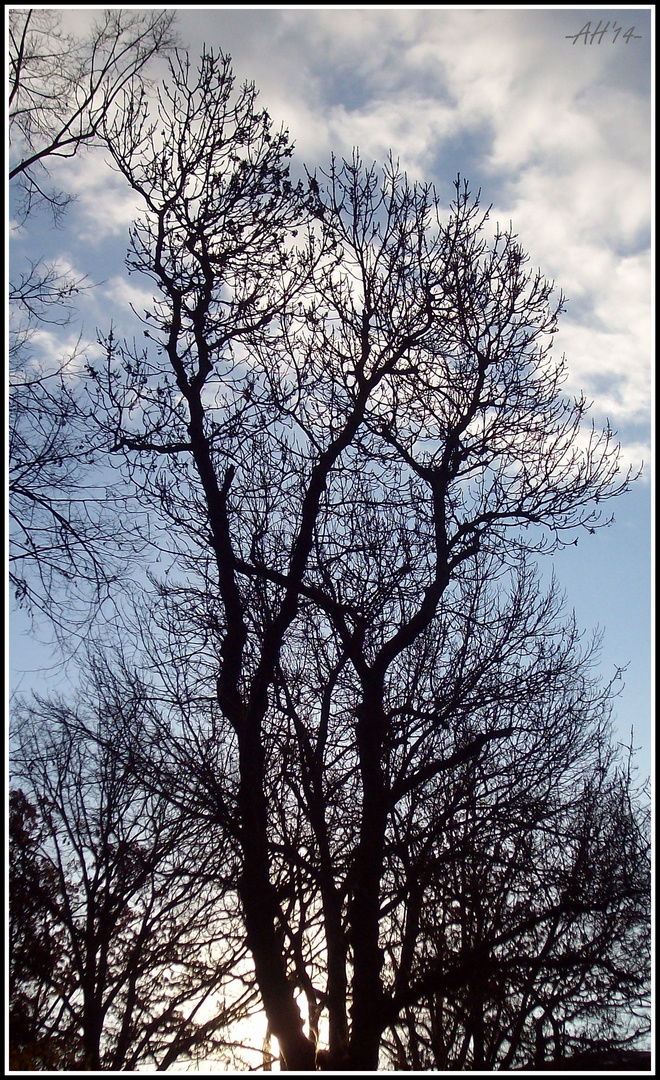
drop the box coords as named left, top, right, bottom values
left=76, top=49, right=648, bottom=1070
left=377, top=672, right=650, bottom=1069
left=8, top=8, right=176, bottom=632
left=9, top=789, right=80, bottom=1069
left=9, top=44, right=649, bottom=1071
left=8, top=8, right=176, bottom=220
left=10, top=672, right=258, bottom=1071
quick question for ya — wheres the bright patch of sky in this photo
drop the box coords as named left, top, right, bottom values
left=9, top=7, right=652, bottom=773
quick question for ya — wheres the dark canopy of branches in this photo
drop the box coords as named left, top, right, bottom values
left=9, top=44, right=650, bottom=1073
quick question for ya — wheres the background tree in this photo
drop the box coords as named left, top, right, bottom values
left=8, top=347, right=145, bottom=631
left=8, top=8, right=176, bottom=630
left=375, top=628, right=651, bottom=1069
left=10, top=658, right=259, bottom=1072
left=8, top=7, right=176, bottom=220
left=9, top=788, right=79, bottom=1070
left=73, top=47, right=648, bottom=1071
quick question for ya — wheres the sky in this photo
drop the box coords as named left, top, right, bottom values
left=8, top=6, right=653, bottom=774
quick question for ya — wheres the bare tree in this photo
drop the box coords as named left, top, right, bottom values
left=255, top=557, right=650, bottom=1071
left=8, top=9, right=176, bottom=631
left=376, top=627, right=651, bottom=1070
left=8, top=6, right=176, bottom=371
left=10, top=655, right=259, bottom=1072
left=8, top=7, right=176, bottom=220
left=8, top=348, right=146, bottom=632
left=9, top=788, right=80, bottom=1070
left=73, top=46, right=650, bottom=1071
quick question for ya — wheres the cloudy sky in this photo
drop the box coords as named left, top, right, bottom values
left=9, top=6, right=652, bottom=769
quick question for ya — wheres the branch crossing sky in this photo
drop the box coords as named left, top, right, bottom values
left=8, top=6, right=652, bottom=771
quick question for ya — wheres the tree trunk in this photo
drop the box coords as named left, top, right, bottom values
left=346, top=692, right=389, bottom=1071
left=237, top=725, right=317, bottom=1071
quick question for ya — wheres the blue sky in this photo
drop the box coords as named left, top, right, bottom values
left=8, top=6, right=653, bottom=771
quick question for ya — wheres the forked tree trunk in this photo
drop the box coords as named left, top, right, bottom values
left=237, top=722, right=317, bottom=1071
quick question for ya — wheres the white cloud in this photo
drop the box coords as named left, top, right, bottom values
left=50, top=147, right=146, bottom=243
left=194, top=8, right=651, bottom=454
left=14, top=8, right=651, bottom=450
left=16, top=324, right=90, bottom=377
left=324, top=97, right=460, bottom=175
left=101, top=275, right=159, bottom=316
